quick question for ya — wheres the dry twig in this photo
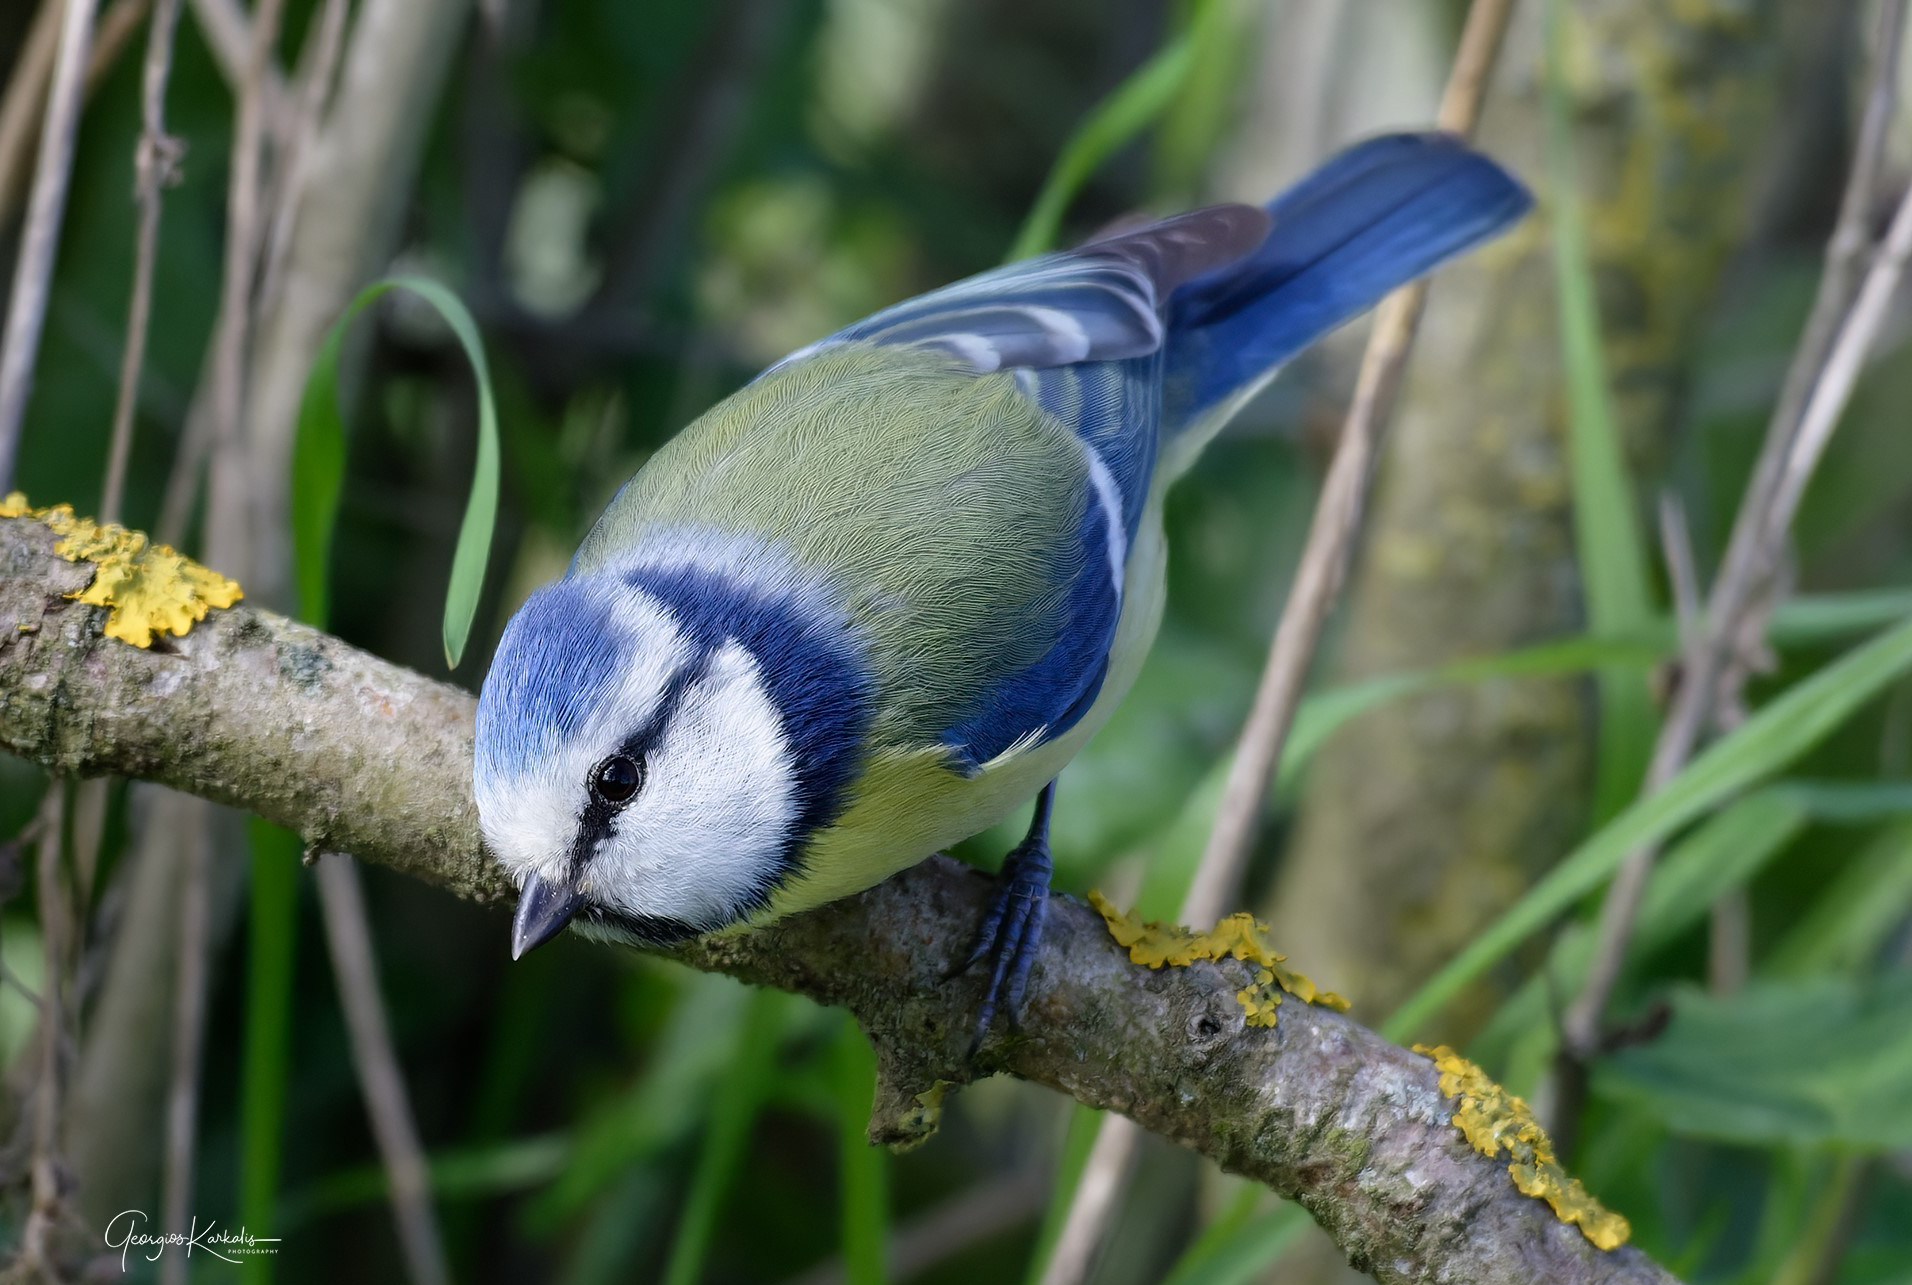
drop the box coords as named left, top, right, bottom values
left=0, top=4, right=67, bottom=227
left=255, top=0, right=350, bottom=318
left=185, top=0, right=290, bottom=125
left=0, top=0, right=153, bottom=223
left=0, top=0, right=101, bottom=489
left=101, top=0, right=187, bottom=525
left=201, top=0, right=286, bottom=558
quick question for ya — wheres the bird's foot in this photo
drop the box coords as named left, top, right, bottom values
left=950, top=831, right=1052, bottom=1054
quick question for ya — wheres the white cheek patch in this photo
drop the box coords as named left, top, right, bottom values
left=475, top=586, right=693, bottom=886
left=587, top=640, right=798, bottom=927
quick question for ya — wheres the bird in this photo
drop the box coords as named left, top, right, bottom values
left=473, top=132, right=1531, bottom=1041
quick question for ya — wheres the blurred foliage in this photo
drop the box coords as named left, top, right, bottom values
left=2, top=0, right=1911, bottom=1282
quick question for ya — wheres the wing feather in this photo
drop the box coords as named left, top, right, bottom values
left=794, top=204, right=1271, bottom=374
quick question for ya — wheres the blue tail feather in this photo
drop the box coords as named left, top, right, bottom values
left=1164, top=132, right=1532, bottom=431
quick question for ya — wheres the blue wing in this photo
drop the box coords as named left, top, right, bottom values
left=781, top=207, right=1271, bottom=770
left=790, top=133, right=1529, bottom=770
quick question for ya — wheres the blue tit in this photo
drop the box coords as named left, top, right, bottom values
left=473, top=132, right=1531, bottom=1035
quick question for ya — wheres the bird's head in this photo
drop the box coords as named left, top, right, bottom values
left=473, top=568, right=869, bottom=957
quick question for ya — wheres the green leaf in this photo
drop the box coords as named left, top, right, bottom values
left=1545, top=0, right=1658, bottom=823
left=292, top=275, right=500, bottom=667
left=1384, top=613, right=1912, bottom=1042
left=1472, top=778, right=1912, bottom=1066
left=1776, top=589, right=1912, bottom=643
left=1111, top=597, right=1903, bottom=921
left=1148, top=0, right=1248, bottom=204
left=1471, top=788, right=1812, bottom=1060
left=1130, top=630, right=1668, bottom=917
left=1594, top=976, right=1912, bottom=1149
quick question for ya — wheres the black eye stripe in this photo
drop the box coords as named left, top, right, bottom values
left=566, top=650, right=714, bottom=881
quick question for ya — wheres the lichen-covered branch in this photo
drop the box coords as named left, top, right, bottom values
left=0, top=515, right=1674, bottom=1285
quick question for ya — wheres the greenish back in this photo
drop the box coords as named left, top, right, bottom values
left=573, top=345, right=1092, bottom=751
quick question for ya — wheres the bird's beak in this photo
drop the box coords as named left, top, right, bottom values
left=512, top=872, right=586, bottom=960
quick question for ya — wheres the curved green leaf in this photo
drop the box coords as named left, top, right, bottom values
left=293, top=275, right=500, bottom=667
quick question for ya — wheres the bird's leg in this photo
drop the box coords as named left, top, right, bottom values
left=953, top=781, right=1055, bottom=1050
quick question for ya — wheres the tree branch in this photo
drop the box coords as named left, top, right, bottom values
left=0, top=514, right=1674, bottom=1285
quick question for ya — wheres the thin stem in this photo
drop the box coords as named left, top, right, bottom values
left=0, top=4, right=67, bottom=224
left=186, top=0, right=290, bottom=124
left=0, top=0, right=149, bottom=223
left=101, top=0, right=187, bottom=525
left=1658, top=494, right=1751, bottom=993
left=255, top=0, right=350, bottom=319
left=1185, top=0, right=1517, bottom=926
left=202, top=0, right=285, bottom=565
left=0, top=0, right=102, bottom=489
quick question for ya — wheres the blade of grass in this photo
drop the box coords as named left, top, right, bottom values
left=660, top=986, right=787, bottom=1285
left=1004, top=1, right=1214, bottom=260
left=292, top=274, right=500, bottom=667
left=1133, top=630, right=1666, bottom=914
left=832, top=1015, right=887, bottom=1285
left=1774, top=590, right=1912, bottom=639
left=1544, top=0, right=1657, bottom=823
left=1384, top=613, right=1912, bottom=1042
left=1470, top=787, right=1813, bottom=1060
left=1127, top=593, right=1905, bottom=917
left=1148, top=0, right=1244, bottom=204
left=239, top=819, right=302, bottom=1285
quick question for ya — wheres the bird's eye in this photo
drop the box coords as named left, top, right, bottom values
left=590, top=755, right=645, bottom=807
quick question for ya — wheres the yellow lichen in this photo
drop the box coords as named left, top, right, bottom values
left=1088, top=890, right=1349, bottom=1028
left=1413, top=1044, right=1630, bottom=1251
left=888, top=1081, right=952, bottom=1151
left=1, top=493, right=242, bottom=647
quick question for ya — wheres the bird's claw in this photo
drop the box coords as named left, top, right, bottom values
left=953, top=833, right=1052, bottom=1055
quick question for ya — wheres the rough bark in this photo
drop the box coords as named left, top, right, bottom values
left=0, top=518, right=1678, bottom=1285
